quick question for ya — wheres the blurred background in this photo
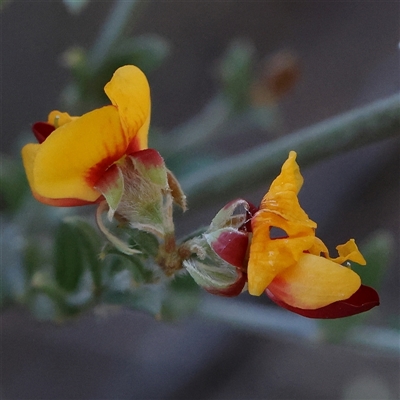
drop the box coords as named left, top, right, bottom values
left=1, top=1, right=399, bottom=399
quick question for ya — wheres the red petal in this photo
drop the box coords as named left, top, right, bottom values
left=32, top=122, right=55, bottom=143
left=205, top=271, right=247, bottom=297
left=209, top=230, right=249, bottom=268
left=266, top=284, right=380, bottom=319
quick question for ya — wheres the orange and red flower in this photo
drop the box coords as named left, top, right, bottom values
left=22, top=65, right=150, bottom=207
left=246, top=151, right=379, bottom=317
left=201, top=152, right=379, bottom=317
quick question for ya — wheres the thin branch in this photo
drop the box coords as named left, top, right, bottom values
left=87, top=0, right=140, bottom=72
left=182, top=94, right=400, bottom=209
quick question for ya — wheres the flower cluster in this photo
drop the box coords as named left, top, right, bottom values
left=21, top=65, right=379, bottom=319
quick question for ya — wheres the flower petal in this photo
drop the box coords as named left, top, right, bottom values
left=260, top=151, right=314, bottom=226
left=21, top=143, right=96, bottom=206
left=334, top=239, right=366, bottom=265
left=47, top=110, right=78, bottom=127
left=32, top=122, right=55, bottom=143
left=24, top=105, right=127, bottom=203
left=248, top=211, right=315, bottom=295
left=267, top=253, right=361, bottom=309
left=104, top=65, right=150, bottom=151
left=205, top=228, right=249, bottom=268
left=266, top=284, right=379, bottom=318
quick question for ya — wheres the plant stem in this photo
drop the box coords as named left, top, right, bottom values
left=87, top=0, right=139, bottom=72
left=182, top=94, right=400, bottom=209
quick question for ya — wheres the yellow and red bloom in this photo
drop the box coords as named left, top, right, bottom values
left=247, top=151, right=379, bottom=318
left=21, top=65, right=150, bottom=207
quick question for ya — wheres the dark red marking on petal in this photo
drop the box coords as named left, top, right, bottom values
left=210, top=230, right=249, bottom=268
left=205, top=271, right=247, bottom=297
left=32, top=122, right=55, bottom=143
left=266, top=285, right=380, bottom=319
left=126, top=136, right=141, bottom=155
left=32, top=190, right=101, bottom=207
left=86, top=155, right=120, bottom=188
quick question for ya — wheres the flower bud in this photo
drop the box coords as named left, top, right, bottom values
left=183, top=199, right=256, bottom=297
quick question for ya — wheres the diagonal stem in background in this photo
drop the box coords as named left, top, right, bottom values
left=87, top=0, right=140, bottom=73
left=182, top=94, right=400, bottom=209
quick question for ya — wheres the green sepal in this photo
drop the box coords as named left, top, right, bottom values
left=130, top=149, right=168, bottom=188
left=183, top=243, right=241, bottom=291
left=95, top=164, right=124, bottom=220
left=210, top=199, right=249, bottom=230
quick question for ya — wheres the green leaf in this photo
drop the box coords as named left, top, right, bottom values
left=218, top=39, right=256, bottom=111
left=126, top=229, right=160, bottom=258
left=103, top=285, right=166, bottom=317
left=68, top=217, right=103, bottom=290
left=23, top=240, right=45, bottom=280
left=161, top=273, right=201, bottom=320
left=0, top=154, right=29, bottom=213
left=29, top=282, right=82, bottom=320
left=0, top=218, right=26, bottom=306
left=54, top=217, right=102, bottom=292
left=54, top=221, right=85, bottom=292
left=105, top=252, right=154, bottom=286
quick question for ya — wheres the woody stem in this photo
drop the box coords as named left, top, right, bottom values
left=182, top=94, right=400, bottom=209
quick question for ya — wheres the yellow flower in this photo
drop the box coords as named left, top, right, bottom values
left=21, top=65, right=150, bottom=206
left=248, top=151, right=366, bottom=309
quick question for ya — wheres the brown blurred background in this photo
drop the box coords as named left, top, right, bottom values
left=1, top=1, right=399, bottom=399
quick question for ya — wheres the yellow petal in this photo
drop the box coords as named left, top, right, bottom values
left=266, top=151, right=303, bottom=196
left=248, top=211, right=315, bottom=295
left=333, top=239, right=366, bottom=265
left=260, top=151, right=315, bottom=227
left=29, top=105, right=126, bottom=202
left=308, top=236, right=330, bottom=257
left=104, top=65, right=150, bottom=150
left=21, top=142, right=40, bottom=192
left=268, top=253, right=361, bottom=309
left=47, top=110, right=78, bottom=127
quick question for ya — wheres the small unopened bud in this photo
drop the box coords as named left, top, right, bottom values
left=183, top=236, right=247, bottom=297
left=183, top=199, right=256, bottom=297
left=251, top=50, right=301, bottom=105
